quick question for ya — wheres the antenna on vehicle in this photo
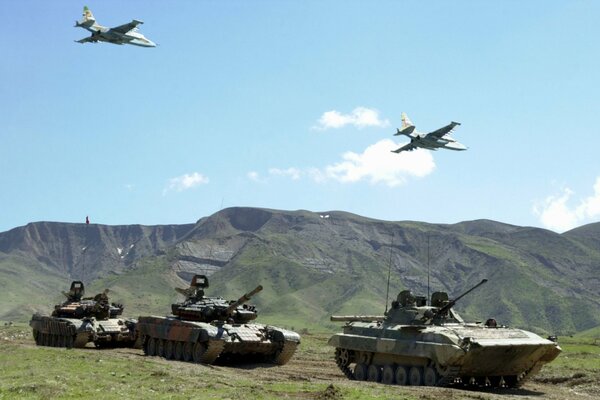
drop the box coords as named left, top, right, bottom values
left=427, top=232, right=430, bottom=306
left=384, top=231, right=394, bottom=314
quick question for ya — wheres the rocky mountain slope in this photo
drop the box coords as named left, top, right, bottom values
left=1, top=207, right=599, bottom=335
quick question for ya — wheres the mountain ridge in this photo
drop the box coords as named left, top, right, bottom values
left=1, top=207, right=599, bottom=335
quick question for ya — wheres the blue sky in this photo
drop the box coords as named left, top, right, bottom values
left=1, top=1, right=600, bottom=233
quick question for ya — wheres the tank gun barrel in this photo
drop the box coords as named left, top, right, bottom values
left=433, top=279, right=488, bottom=318
left=331, top=315, right=385, bottom=322
left=223, top=285, right=263, bottom=316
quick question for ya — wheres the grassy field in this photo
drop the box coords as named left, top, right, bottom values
left=1, top=323, right=599, bottom=400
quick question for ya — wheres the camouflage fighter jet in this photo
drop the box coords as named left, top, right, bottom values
left=392, top=113, right=467, bottom=153
left=74, top=6, right=156, bottom=47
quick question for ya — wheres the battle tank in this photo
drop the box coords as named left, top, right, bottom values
left=136, top=275, right=300, bottom=365
left=329, top=279, right=561, bottom=388
left=30, top=281, right=137, bottom=348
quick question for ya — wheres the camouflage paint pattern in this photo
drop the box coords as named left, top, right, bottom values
left=136, top=275, right=300, bottom=365
left=29, top=281, right=137, bottom=348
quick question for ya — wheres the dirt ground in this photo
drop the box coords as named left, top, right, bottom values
left=107, top=340, right=600, bottom=400
left=2, top=326, right=599, bottom=400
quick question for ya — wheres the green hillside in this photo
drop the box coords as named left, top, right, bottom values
left=1, top=207, right=599, bottom=336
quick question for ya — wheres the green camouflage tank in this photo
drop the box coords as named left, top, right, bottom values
left=329, top=279, right=561, bottom=388
left=136, top=275, right=300, bottom=365
left=29, top=281, right=137, bottom=348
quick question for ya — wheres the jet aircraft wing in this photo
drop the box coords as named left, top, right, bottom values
left=75, top=36, right=97, bottom=44
left=110, top=20, right=143, bottom=35
left=391, top=142, right=417, bottom=153
left=426, top=121, right=461, bottom=139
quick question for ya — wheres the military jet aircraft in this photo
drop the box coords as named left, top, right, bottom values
left=391, top=113, right=467, bottom=153
left=74, top=6, right=156, bottom=47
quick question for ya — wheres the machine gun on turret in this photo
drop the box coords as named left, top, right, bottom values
left=223, top=285, right=263, bottom=317
left=425, top=279, right=488, bottom=322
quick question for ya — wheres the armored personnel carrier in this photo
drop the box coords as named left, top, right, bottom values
left=30, top=281, right=137, bottom=348
left=136, top=275, right=300, bottom=365
left=329, top=279, right=561, bottom=388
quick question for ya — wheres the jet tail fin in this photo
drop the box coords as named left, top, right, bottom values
left=401, top=112, right=414, bottom=130
left=76, top=6, right=96, bottom=28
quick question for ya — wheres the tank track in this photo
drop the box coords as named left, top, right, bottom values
left=508, top=362, right=543, bottom=388
left=334, top=349, right=355, bottom=380
left=273, top=341, right=298, bottom=365
left=437, top=366, right=461, bottom=386
left=201, top=339, right=226, bottom=364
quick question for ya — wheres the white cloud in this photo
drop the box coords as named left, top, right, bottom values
left=533, top=177, right=600, bottom=232
left=319, top=139, right=435, bottom=187
left=247, top=171, right=263, bottom=182
left=250, top=139, right=435, bottom=188
left=268, top=167, right=302, bottom=180
left=314, top=107, right=390, bottom=130
left=163, top=172, right=209, bottom=195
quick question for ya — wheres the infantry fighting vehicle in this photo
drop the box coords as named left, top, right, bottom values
left=136, top=275, right=300, bottom=365
left=329, top=279, right=561, bottom=388
left=30, top=281, right=137, bottom=348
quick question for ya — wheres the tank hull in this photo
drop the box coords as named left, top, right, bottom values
left=30, top=313, right=137, bottom=348
left=136, top=315, right=300, bottom=365
left=329, top=322, right=561, bottom=387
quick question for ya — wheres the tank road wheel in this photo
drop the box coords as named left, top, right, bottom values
left=354, top=363, right=368, bottom=381
left=192, top=342, right=208, bottom=363
left=486, top=376, right=499, bottom=387
left=147, top=337, right=158, bottom=356
left=143, top=337, right=150, bottom=355
left=164, top=340, right=175, bottom=360
left=367, top=365, right=382, bottom=382
left=66, top=335, right=75, bottom=349
left=423, top=366, right=439, bottom=386
left=382, top=365, right=395, bottom=385
left=483, top=376, right=501, bottom=387
left=174, top=342, right=184, bottom=361
left=183, top=342, right=193, bottom=362
left=395, top=366, right=408, bottom=385
left=32, top=330, right=40, bottom=345
left=408, top=366, right=423, bottom=386
left=157, top=339, right=166, bottom=358
left=143, top=337, right=152, bottom=355
left=504, top=375, right=519, bottom=388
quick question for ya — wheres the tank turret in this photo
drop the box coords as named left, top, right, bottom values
left=170, top=275, right=262, bottom=324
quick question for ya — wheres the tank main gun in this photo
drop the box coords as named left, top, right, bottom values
left=223, top=285, right=263, bottom=316
left=330, top=315, right=385, bottom=322
left=428, top=279, right=488, bottom=321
